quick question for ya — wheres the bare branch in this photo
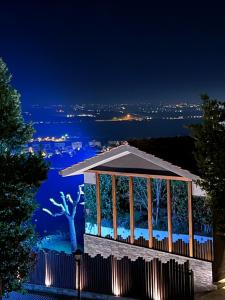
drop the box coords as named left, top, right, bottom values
left=49, top=198, right=65, bottom=212
left=42, top=208, right=64, bottom=217
left=72, top=184, right=84, bottom=218
left=66, top=194, right=74, bottom=204
left=79, top=184, right=84, bottom=195
left=60, top=191, right=69, bottom=214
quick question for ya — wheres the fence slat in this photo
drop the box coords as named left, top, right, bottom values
left=28, top=250, right=194, bottom=299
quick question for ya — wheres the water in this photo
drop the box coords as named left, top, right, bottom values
left=33, top=118, right=201, bottom=139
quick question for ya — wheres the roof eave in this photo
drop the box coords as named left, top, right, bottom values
left=59, top=144, right=200, bottom=181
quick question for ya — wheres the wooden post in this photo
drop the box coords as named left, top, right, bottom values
left=129, top=177, right=134, bottom=244
left=96, top=173, right=101, bottom=236
left=112, top=175, right=117, bottom=240
left=188, top=181, right=194, bottom=257
left=147, top=178, right=153, bottom=248
left=167, top=179, right=173, bottom=252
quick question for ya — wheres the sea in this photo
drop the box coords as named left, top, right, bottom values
left=33, top=118, right=200, bottom=140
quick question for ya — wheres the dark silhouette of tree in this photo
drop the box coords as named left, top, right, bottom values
left=0, top=58, right=48, bottom=298
left=189, top=94, right=225, bottom=282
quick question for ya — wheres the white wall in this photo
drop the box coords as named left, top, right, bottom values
left=84, top=172, right=96, bottom=184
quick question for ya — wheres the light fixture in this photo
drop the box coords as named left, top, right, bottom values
left=74, top=249, right=82, bottom=262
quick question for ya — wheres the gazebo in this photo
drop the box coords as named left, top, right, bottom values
left=60, top=144, right=213, bottom=262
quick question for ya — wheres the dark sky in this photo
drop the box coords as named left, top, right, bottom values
left=1, top=0, right=225, bottom=105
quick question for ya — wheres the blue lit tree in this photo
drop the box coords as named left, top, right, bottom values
left=43, top=185, right=84, bottom=252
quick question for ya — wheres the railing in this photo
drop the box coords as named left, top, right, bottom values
left=105, top=234, right=213, bottom=261
left=29, top=250, right=194, bottom=300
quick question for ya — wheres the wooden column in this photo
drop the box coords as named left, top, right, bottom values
left=147, top=178, right=153, bottom=248
left=129, top=177, right=134, bottom=244
left=96, top=173, right=101, bottom=236
left=167, top=179, right=173, bottom=252
left=112, top=175, right=117, bottom=240
left=188, top=181, right=194, bottom=257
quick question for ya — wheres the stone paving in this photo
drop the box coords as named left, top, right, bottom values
left=8, top=290, right=225, bottom=300
left=195, top=288, right=225, bottom=300
left=5, top=292, right=77, bottom=300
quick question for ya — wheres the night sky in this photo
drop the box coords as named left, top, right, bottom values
left=1, top=0, right=225, bottom=105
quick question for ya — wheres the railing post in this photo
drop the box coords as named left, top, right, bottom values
left=112, top=175, right=117, bottom=240
left=129, top=177, right=134, bottom=244
left=167, top=179, right=173, bottom=252
left=147, top=178, right=153, bottom=248
left=188, top=181, right=194, bottom=257
left=96, top=173, right=101, bottom=236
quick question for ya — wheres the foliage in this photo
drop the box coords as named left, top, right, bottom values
left=116, top=176, right=130, bottom=228
left=152, top=179, right=167, bottom=230
left=85, top=174, right=212, bottom=235
left=189, top=94, right=225, bottom=232
left=171, top=181, right=188, bottom=234
left=84, top=183, right=97, bottom=225
left=100, top=175, right=112, bottom=226
left=193, top=196, right=212, bottom=235
left=0, top=60, right=33, bottom=154
left=85, top=176, right=130, bottom=229
left=0, top=58, right=48, bottom=296
left=134, top=177, right=148, bottom=228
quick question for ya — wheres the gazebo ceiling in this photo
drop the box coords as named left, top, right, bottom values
left=60, top=144, right=199, bottom=181
left=91, top=153, right=179, bottom=177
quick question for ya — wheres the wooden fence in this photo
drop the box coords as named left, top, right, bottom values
left=29, top=251, right=76, bottom=289
left=108, top=234, right=213, bottom=261
left=29, top=250, right=194, bottom=300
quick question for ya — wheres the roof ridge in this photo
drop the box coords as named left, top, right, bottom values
left=59, top=145, right=130, bottom=176
left=60, top=143, right=199, bottom=180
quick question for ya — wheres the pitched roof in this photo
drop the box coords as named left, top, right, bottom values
left=60, top=144, right=199, bottom=181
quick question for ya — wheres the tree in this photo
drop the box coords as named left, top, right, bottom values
left=171, top=181, right=188, bottom=234
left=189, top=94, right=225, bottom=281
left=133, top=177, right=166, bottom=228
left=43, top=185, right=84, bottom=252
left=0, top=58, right=48, bottom=297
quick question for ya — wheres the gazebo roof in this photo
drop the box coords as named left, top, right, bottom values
left=60, top=144, right=199, bottom=181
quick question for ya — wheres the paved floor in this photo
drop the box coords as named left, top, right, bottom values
left=10, top=290, right=225, bottom=300
left=5, top=292, right=78, bottom=300
left=195, top=288, right=225, bottom=299
left=9, top=290, right=225, bottom=300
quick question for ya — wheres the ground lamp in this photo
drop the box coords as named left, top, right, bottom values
left=74, top=249, right=82, bottom=300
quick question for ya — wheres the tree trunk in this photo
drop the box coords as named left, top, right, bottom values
left=68, top=217, right=77, bottom=252
left=212, top=208, right=225, bottom=282
left=155, top=180, right=162, bottom=226
left=212, top=231, right=225, bottom=282
left=0, top=278, right=2, bottom=300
